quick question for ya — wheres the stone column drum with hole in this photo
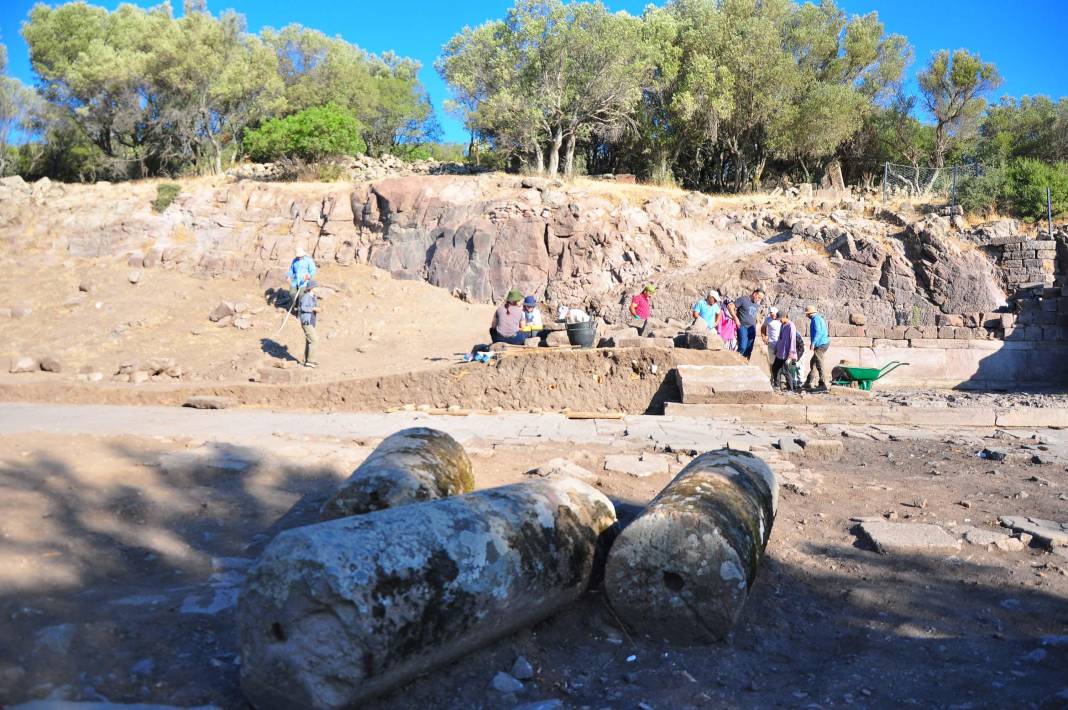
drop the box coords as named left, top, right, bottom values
left=603, top=449, right=777, bottom=643
left=238, top=477, right=617, bottom=709
left=319, top=427, right=474, bottom=520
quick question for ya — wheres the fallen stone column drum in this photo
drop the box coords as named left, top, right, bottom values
left=604, top=449, right=777, bottom=643
left=239, top=477, right=617, bottom=709
left=320, top=427, right=474, bottom=520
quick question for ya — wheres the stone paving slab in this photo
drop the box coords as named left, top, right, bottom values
left=603, top=454, right=671, bottom=478
left=857, top=521, right=962, bottom=555
left=999, top=516, right=1068, bottom=548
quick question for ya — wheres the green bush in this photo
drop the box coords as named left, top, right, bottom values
left=152, top=183, right=181, bottom=212
left=957, top=166, right=1006, bottom=216
left=390, top=142, right=468, bottom=162
left=314, top=162, right=346, bottom=182
left=243, top=104, right=366, bottom=163
left=1003, top=158, right=1068, bottom=220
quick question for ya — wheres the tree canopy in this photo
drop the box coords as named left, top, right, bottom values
left=3, top=0, right=1068, bottom=199
left=440, top=0, right=910, bottom=186
left=12, top=0, right=435, bottom=178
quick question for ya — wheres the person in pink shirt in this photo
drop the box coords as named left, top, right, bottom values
left=628, top=284, right=655, bottom=326
left=717, top=296, right=738, bottom=350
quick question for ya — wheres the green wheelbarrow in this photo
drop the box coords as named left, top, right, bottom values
left=832, top=361, right=909, bottom=391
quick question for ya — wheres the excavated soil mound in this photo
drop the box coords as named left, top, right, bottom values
left=0, top=347, right=757, bottom=414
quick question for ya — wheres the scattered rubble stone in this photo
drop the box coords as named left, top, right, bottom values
left=9, top=356, right=37, bottom=374
left=491, top=671, right=524, bottom=694
left=128, top=269, right=142, bottom=284
left=510, top=656, right=535, bottom=681
left=526, top=458, right=596, bottom=480
left=209, top=302, right=236, bottom=322
left=38, top=356, right=62, bottom=373
left=778, top=438, right=803, bottom=454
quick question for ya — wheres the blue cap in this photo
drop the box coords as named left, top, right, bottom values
left=523, top=295, right=537, bottom=306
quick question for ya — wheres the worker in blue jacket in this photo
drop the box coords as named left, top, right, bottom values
left=803, top=304, right=830, bottom=392
left=287, top=246, right=317, bottom=305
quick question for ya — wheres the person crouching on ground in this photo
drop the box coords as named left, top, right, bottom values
left=520, top=295, right=545, bottom=339
left=299, top=280, right=321, bottom=368
left=628, top=284, right=655, bottom=329
left=490, top=289, right=527, bottom=345
left=771, top=311, right=799, bottom=391
left=803, top=304, right=830, bottom=392
left=692, top=290, right=722, bottom=331
left=287, top=246, right=316, bottom=306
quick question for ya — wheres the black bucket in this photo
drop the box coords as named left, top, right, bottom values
left=566, top=321, right=597, bottom=348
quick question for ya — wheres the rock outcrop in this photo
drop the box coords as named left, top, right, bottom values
left=0, top=171, right=1042, bottom=333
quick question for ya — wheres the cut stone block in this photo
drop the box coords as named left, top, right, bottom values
left=857, top=521, right=962, bottom=555
left=183, top=395, right=233, bottom=409
left=675, top=364, right=772, bottom=404
left=800, top=438, right=844, bottom=461
left=999, top=516, right=1068, bottom=548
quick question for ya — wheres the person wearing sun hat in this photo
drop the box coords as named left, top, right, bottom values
left=691, top=290, right=722, bottom=331
left=519, top=294, right=545, bottom=336
left=286, top=245, right=317, bottom=306
left=761, top=305, right=781, bottom=369
left=490, top=288, right=528, bottom=345
left=628, top=284, right=656, bottom=328
left=803, top=304, right=830, bottom=392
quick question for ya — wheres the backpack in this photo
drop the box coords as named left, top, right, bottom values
left=794, top=329, right=804, bottom=356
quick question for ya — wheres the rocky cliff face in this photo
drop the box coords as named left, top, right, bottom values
left=0, top=172, right=1028, bottom=329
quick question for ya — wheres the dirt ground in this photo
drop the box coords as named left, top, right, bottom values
left=0, top=255, right=494, bottom=384
left=1, top=427, right=1065, bottom=709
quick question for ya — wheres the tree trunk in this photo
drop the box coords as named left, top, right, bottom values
left=751, top=155, right=767, bottom=192
left=563, top=132, right=576, bottom=177
left=533, top=141, right=545, bottom=175
left=547, top=126, right=563, bottom=178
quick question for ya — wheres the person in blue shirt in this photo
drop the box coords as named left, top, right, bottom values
left=691, top=290, right=722, bottom=331
left=803, top=304, right=830, bottom=391
left=298, top=280, right=321, bottom=368
left=287, top=247, right=317, bottom=305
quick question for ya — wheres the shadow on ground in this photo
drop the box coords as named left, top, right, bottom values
left=2, top=460, right=1066, bottom=709
left=0, top=442, right=341, bottom=708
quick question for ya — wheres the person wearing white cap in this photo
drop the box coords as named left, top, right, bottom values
left=761, top=305, right=782, bottom=373
left=691, top=290, right=722, bottom=331
left=287, top=246, right=317, bottom=306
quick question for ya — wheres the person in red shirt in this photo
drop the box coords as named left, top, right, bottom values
left=628, top=284, right=655, bottom=327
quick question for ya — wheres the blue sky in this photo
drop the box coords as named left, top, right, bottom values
left=2, top=0, right=1066, bottom=143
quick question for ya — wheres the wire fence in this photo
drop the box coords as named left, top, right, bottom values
left=882, top=162, right=983, bottom=204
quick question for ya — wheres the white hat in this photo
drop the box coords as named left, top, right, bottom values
left=708, top=290, right=720, bottom=301
left=769, top=306, right=779, bottom=314
left=295, top=246, right=306, bottom=258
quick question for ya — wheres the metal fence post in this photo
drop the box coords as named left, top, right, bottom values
left=1049, top=187, right=1054, bottom=239
left=882, top=162, right=888, bottom=204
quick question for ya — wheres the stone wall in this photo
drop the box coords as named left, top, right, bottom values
left=815, top=337, right=1068, bottom=389
left=985, top=234, right=1058, bottom=289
